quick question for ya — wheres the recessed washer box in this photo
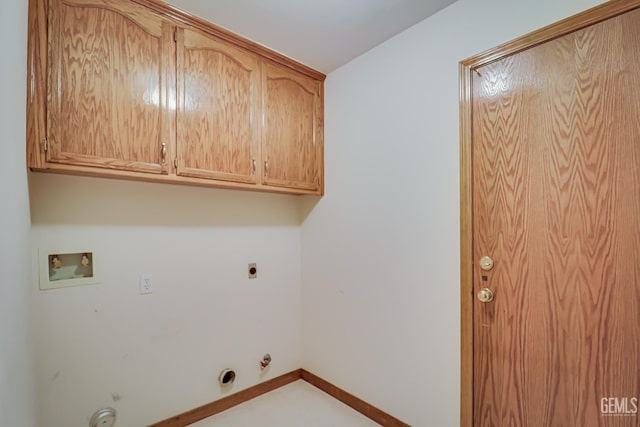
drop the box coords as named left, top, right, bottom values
left=38, top=249, right=99, bottom=290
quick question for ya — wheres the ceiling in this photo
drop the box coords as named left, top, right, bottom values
left=165, top=0, right=457, bottom=73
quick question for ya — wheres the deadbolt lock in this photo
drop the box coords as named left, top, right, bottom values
left=479, top=256, right=494, bottom=271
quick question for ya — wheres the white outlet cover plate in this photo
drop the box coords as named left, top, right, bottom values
left=139, top=273, right=153, bottom=294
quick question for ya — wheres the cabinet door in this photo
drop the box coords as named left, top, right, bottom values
left=176, top=28, right=259, bottom=183
left=47, top=0, right=174, bottom=174
left=262, top=62, right=323, bottom=192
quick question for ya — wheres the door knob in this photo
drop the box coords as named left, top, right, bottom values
left=477, top=288, right=494, bottom=303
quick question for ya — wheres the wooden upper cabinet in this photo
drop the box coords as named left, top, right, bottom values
left=176, top=28, right=259, bottom=184
left=46, top=0, right=174, bottom=174
left=262, top=62, right=323, bottom=192
left=28, top=0, right=325, bottom=194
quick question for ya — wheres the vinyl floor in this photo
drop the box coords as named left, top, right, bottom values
left=189, top=380, right=381, bottom=426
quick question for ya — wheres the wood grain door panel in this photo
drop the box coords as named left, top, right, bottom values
left=47, top=0, right=173, bottom=174
left=471, top=7, right=640, bottom=427
left=262, top=62, right=321, bottom=191
left=176, top=27, right=259, bottom=184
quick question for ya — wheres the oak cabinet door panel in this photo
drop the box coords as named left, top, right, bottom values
left=47, top=0, right=173, bottom=174
left=262, top=62, right=323, bottom=192
left=176, top=28, right=259, bottom=183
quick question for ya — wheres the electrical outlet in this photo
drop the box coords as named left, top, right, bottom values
left=140, top=273, right=153, bottom=294
left=248, top=263, right=257, bottom=279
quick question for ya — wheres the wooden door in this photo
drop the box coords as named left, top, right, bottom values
left=465, top=4, right=640, bottom=426
left=176, top=27, right=259, bottom=184
left=47, top=0, right=174, bottom=174
left=262, top=62, right=323, bottom=192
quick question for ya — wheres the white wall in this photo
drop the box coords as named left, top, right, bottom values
left=301, top=0, right=605, bottom=425
left=30, top=174, right=304, bottom=426
left=0, top=1, right=36, bottom=427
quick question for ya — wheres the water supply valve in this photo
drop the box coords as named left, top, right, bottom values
left=260, top=353, right=272, bottom=369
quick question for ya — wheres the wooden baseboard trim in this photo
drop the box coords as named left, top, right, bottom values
left=149, top=368, right=410, bottom=427
left=301, top=369, right=411, bottom=427
left=148, top=369, right=303, bottom=427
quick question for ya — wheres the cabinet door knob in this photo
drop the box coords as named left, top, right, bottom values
left=264, top=160, right=268, bottom=177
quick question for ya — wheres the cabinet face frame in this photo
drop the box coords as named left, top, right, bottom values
left=27, top=0, right=325, bottom=195
left=27, top=0, right=48, bottom=171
